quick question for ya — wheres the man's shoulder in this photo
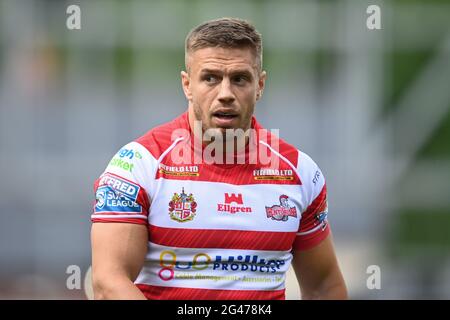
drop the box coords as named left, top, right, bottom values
left=134, top=112, right=189, bottom=160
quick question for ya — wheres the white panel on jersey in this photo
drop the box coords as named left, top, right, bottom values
left=134, top=242, right=292, bottom=291
left=296, top=150, right=326, bottom=210
left=148, top=179, right=308, bottom=232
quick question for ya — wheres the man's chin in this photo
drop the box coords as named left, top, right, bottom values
left=204, top=127, right=227, bottom=139
left=206, top=126, right=251, bottom=142
left=210, top=125, right=244, bottom=134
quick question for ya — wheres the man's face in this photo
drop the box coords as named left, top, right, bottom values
left=182, top=47, right=266, bottom=135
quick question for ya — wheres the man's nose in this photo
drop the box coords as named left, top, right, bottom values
left=217, top=78, right=235, bottom=104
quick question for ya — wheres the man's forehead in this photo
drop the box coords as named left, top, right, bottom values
left=188, top=47, right=258, bottom=71
left=199, top=64, right=254, bottom=74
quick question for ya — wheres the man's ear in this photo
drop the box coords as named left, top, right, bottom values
left=181, top=71, right=192, bottom=101
left=256, top=70, right=267, bottom=101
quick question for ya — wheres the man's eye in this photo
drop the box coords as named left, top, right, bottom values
left=233, top=76, right=248, bottom=84
left=204, top=75, right=218, bottom=83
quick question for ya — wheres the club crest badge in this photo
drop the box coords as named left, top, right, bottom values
left=168, top=187, right=197, bottom=222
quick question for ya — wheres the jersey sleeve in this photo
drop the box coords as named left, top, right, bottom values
left=91, top=141, right=153, bottom=225
left=292, top=152, right=330, bottom=251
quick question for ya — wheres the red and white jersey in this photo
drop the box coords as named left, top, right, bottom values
left=92, top=111, right=329, bottom=300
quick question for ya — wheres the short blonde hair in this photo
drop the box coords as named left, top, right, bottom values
left=185, top=17, right=263, bottom=71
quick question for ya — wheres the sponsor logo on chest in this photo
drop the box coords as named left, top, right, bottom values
left=217, top=193, right=252, bottom=214
left=253, top=168, right=294, bottom=181
left=265, top=195, right=298, bottom=221
left=160, top=163, right=200, bottom=177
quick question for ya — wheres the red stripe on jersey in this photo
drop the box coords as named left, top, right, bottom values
left=136, top=284, right=285, bottom=300
left=149, top=225, right=297, bottom=251
left=156, top=162, right=302, bottom=185
left=149, top=225, right=296, bottom=251
left=292, top=225, right=330, bottom=251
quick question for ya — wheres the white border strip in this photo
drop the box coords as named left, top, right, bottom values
left=91, top=214, right=148, bottom=219
left=296, top=222, right=326, bottom=236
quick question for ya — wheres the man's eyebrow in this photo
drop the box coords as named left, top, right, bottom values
left=199, top=68, right=253, bottom=76
left=200, top=68, right=222, bottom=74
left=231, top=69, right=253, bottom=76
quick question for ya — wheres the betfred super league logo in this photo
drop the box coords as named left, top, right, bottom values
left=168, top=187, right=197, bottom=222
left=265, top=195, right=297, bottom=221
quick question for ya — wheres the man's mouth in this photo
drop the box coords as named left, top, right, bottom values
left=211, top=110, right=239, bottom=127
left=212, top=110, right=239, bottom=120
